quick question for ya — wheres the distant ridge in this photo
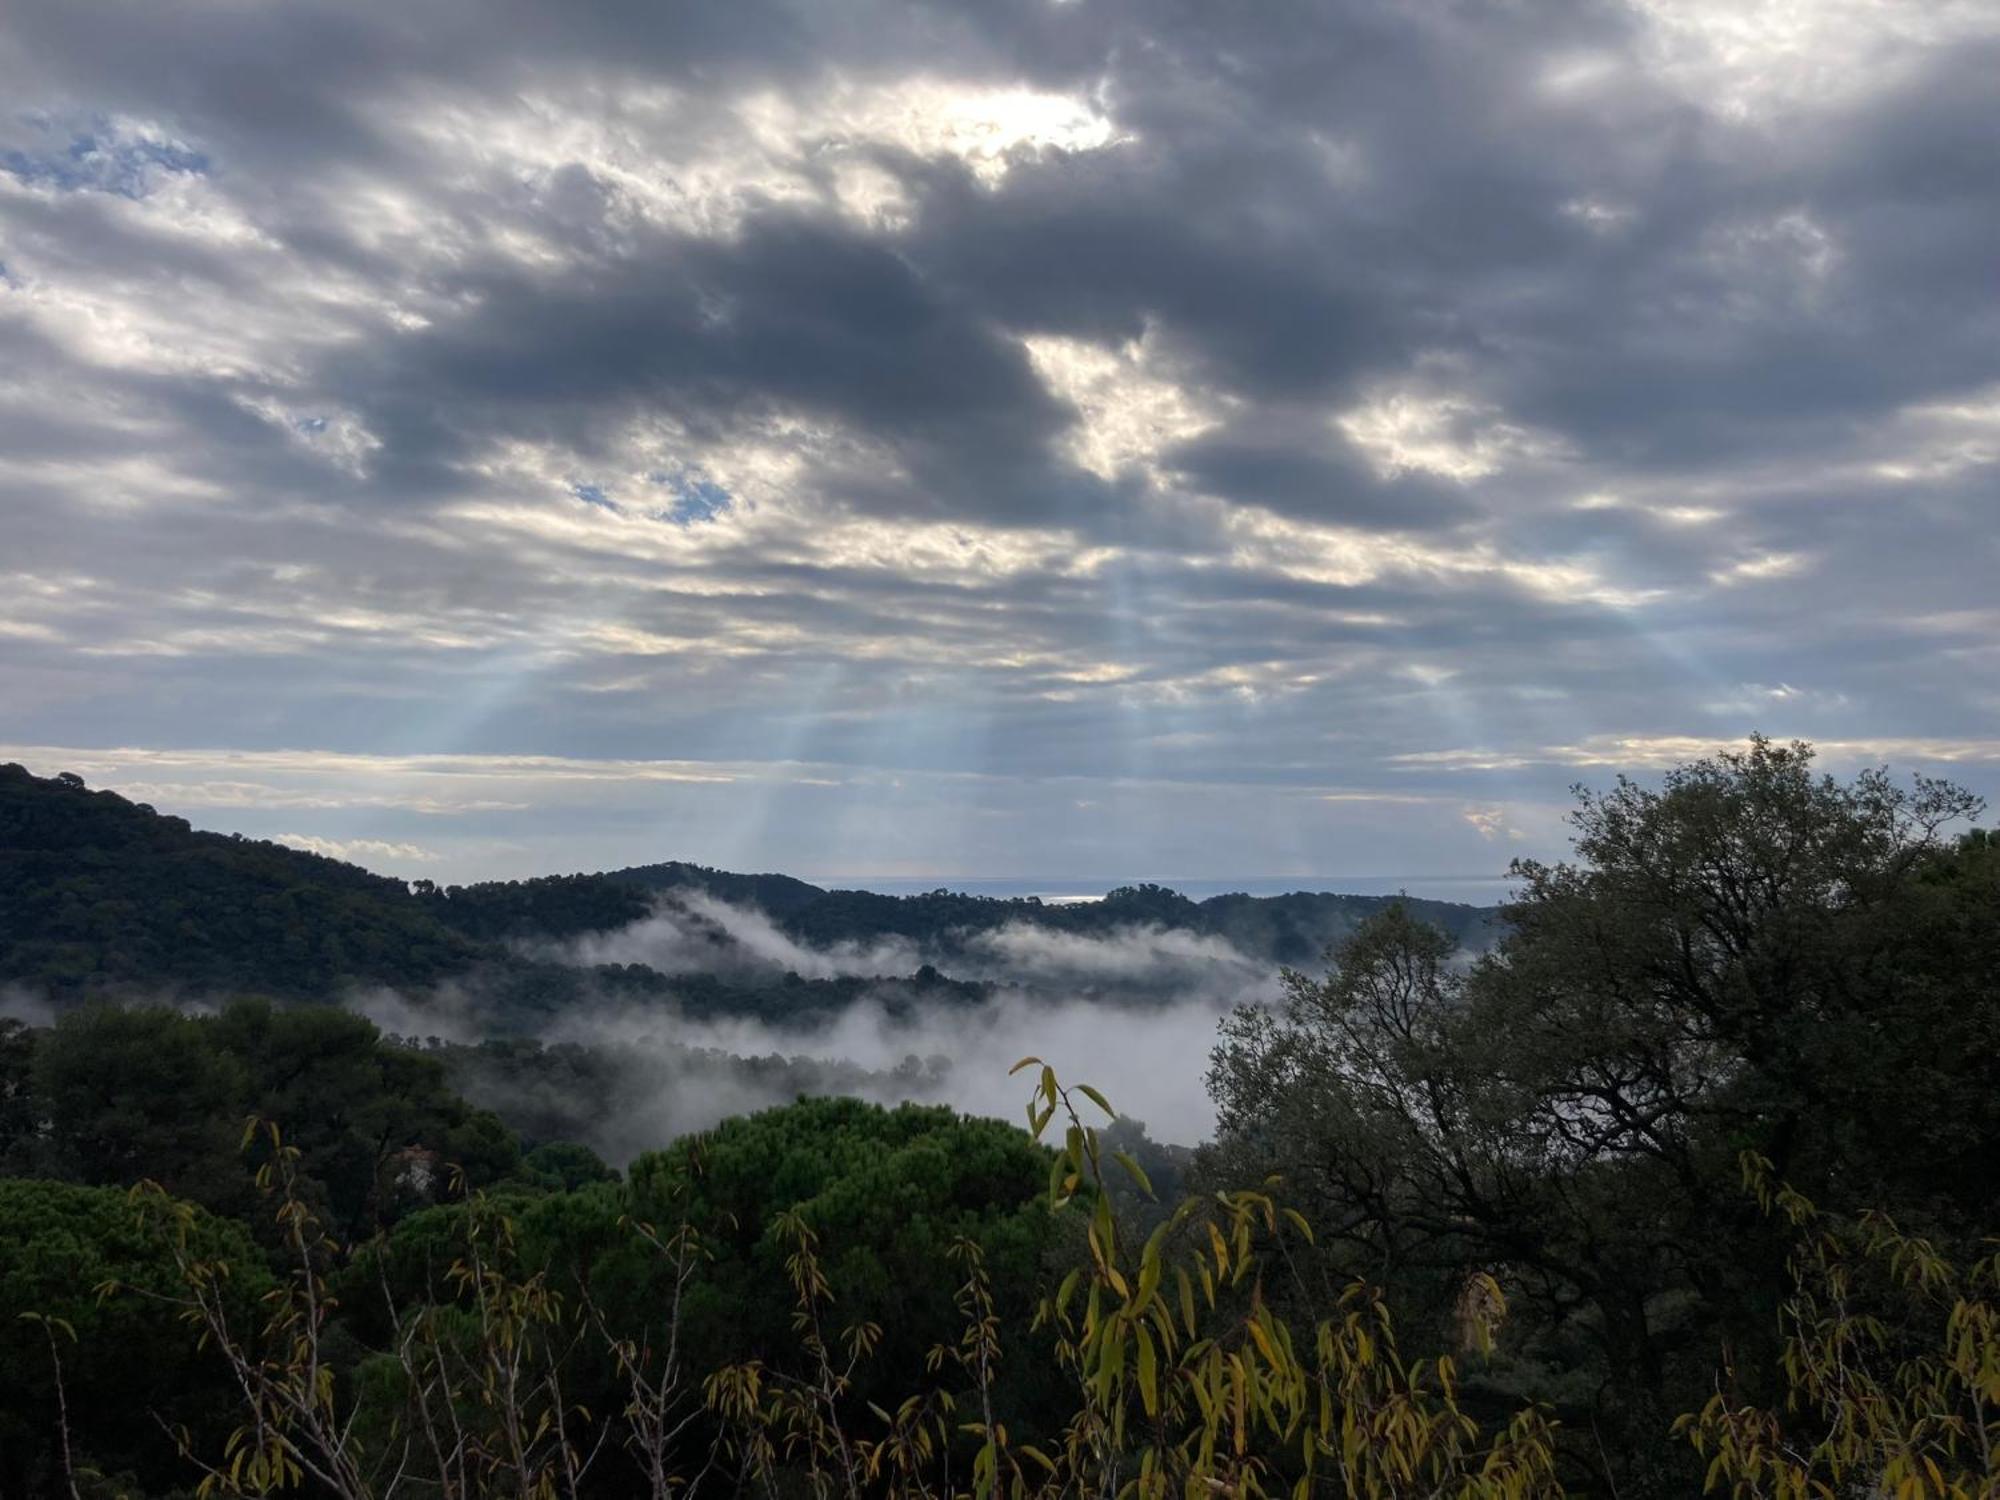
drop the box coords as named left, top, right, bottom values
left=0, top=762, right=479, bottom=1000
left=439, top=862, right=1499, bottom=965
left=0, top=764, right=1500, bottom=1008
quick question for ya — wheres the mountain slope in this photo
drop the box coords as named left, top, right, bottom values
left=0, top=763, right=481, bottom=999
left=433, top=867, right=1499, bottom=966
left=2, top=765, right=1501, bottom=1009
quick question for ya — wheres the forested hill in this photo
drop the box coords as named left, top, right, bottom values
left=428, top=861, right=1498, bottom=962
left=0, top=762, right=480, bottom=999
left=0, top=763, right=1497, bottom=1004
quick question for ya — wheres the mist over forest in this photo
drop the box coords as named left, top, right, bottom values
left=5, top=0, right=1998, bottom=1484
left=4, top=745, right=1999, bottom=1498
left=358, top=893, right=1283, bottom=1157
left=1, top=761, right=1497, bottom=1157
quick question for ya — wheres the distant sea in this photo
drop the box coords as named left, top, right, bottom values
left=818, top=874, right=1519, bottom=907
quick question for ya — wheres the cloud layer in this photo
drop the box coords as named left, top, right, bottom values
left=359, top=893, right=1278, bottom=1154
left=3, top=0, right=1996, bottom=878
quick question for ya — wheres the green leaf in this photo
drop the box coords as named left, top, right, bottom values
left=1136, top=1323, right=1160, bottom=1416
left=1077, top=1083, right=1115, bottom=1119
left=1049, top=1149, right=1072, bottom=1206
left=1114, top=1150, right=1155, bottom=1199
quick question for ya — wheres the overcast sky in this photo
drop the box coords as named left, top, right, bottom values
left=2, top=0, right=1996, bottom=886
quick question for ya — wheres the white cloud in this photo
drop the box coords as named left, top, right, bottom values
left=750, top=78, right=1129, bottom=187
left=2, top=0, right=1995, bottom=884
left=1708, top=550, right=1808, bottom=586
left=1336, top=386, right=1564, bottom=484
left=1026, top=329, right=1222, bottom=480
left=1461, top=805, right=1521, bottom=840
left=233, top=396, right=382, bottom=477
left=1397, top=736, right=2000, bottom=773
left=1630, top=0, right=2000, bottom=119
left=272, top=833, right=441, bottom=865
left=1870, top=383, right=2000, bottom=482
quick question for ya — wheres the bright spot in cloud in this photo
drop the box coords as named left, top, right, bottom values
left=273, top=833, right=441, bottom=865
left=1630, top=0, right=2000, bottom=118
left=1461, top=805, right=1520, bottom=840
left=1710, top=551, right=1808, bottom=586
left=743, top=76, right=1127, bottom=192
left=1024, top=330, right=1220, bottom=479
left=834, top=80, right=1126, bottom=184
left=1336, top=387, right=1560, bottom=483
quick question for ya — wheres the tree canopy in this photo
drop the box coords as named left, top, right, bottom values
left=18, top=999, right=519, bottom=1236
left=1205, top=737, right=1998, bottom=1494
left=0, top=741, right=1993, bottom=1497
left=1, top=762, right=1498, bottom=1013
left=0, top=1178, right=273, bottom=1496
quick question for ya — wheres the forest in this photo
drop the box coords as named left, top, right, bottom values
left=0, top=761, right=1493, bottom=1015
left=0, top=739, right=1995, bottom=1498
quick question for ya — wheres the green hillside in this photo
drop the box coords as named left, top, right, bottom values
left=0, top=764, right=1499, bottom=1007
left=0, top=763, right=480, bottom=999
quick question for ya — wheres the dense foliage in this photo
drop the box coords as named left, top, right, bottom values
left=371, top=1096, right=1060, bottom=1443
left=0, top=764, right=480, bottom=999
left=0, top=1178, right=273, bottom=1497
left=0, top=741, right=1993, bottom=1498
left=2, top=1091, right=1061, bottom=1497
left=2, top=1001, right=520, bottom=1237
left=1, top=762, right=1497, bottom=1014
left=1205, top=738, right=2000, bottom=1494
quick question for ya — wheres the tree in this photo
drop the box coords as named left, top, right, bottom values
left=1677, top=1156, right=2000, bottom=1498
left=704, top=1063, right=1563, bottom=1500
left=633, top=1099, right=1052, bottom=1386
left=0, top=1178, right=271, bottom=1495
left=342, top=1096, right=1062, bottom=1494
left=0, top=1017, right=36, bottom=1173
left=1205, top=738, right=1995, bottom=1494
left=0, top=763, right=482, bottom=1001
left=28, top=1000, right=520, bottom=1235
left=209, top=999, right=521, bottom=1236
left=33, top=1004, right=248, bottom=1210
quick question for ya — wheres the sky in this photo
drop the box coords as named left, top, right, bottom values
left=2, top=0, right=1997, bottom=888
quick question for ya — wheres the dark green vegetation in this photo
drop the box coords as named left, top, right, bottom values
left=1, top=1178, right=274, bottom=1493
left=352, top=1096, right=1056, bottom=1420
left=0, top=741, right=1993, bottom=1496
left=0, top=767, right=479, bottom=999
left=0, top=1061, right=1050, bottom=1497
left=0, top=760, right=1495, bottom=1016
left=0, top=1001, right=521, bottom=1239
left=1206, top=740, right=2000, bottom=1495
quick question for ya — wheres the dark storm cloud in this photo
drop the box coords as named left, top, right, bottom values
left=1163, top=433, right=1478, bottom=530
left=341, top=209, right=1101, bottom=523
left=1, top=0, right=1997, bottom=878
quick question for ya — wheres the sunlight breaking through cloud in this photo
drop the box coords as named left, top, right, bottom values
left=0, top=0, right=1993, bottom=877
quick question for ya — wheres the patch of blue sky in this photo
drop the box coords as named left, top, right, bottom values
left=1, top=116, right=209, bottom=199
left=571, top=481, right=620, bottom=513
left=647, top=471, right=732, bottom=527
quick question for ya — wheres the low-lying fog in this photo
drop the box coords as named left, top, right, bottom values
left=355, top=893, right=1286, bottom=1163
left=541, top=889, right=1272, bottom=993
left=4, top=894, right=1313, bottom=1168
